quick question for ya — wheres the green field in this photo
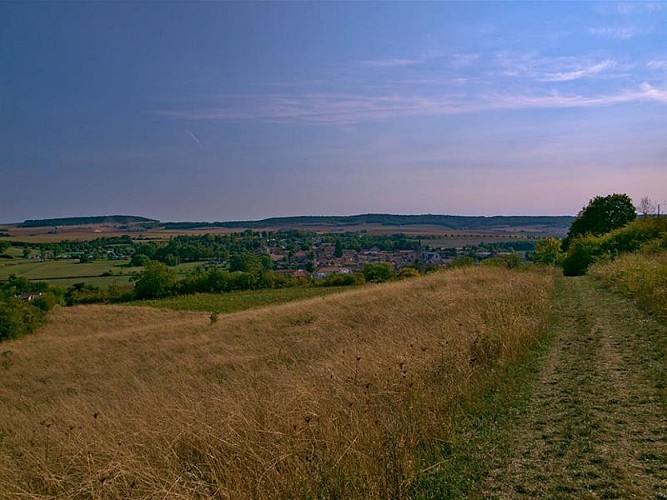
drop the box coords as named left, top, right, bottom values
left=0, top=258, right=137, bottom=281
left=0, top=253, right=203, bottom=288
left=131, top=286, right=355, bottom=314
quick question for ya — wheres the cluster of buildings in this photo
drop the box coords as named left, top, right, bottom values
left=264, top=242, right=420, bottom=277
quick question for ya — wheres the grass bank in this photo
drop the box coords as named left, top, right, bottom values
left=0, top=267, right=553, bottom=498
left=129, top=286, right=354, bottom=314
left=589, top=251, right=667, bottom=319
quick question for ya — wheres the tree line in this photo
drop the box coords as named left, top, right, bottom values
left=532, top=194, right=667, bottom=275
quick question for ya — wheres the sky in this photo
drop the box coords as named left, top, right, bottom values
left=1, top=1, right=666, bottom=223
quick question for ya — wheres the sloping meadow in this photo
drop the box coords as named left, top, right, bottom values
left=0, top=267, right=553, bottom=498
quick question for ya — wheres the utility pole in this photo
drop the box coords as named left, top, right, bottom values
left=658, top=201, right=667, bottom=217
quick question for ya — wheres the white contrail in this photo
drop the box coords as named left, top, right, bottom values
left=188, top=131, right=202, bottom=149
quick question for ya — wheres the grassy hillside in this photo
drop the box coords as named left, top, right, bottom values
left=589, top=251, right=667, bottom=318
left=0, top=267, right=553, bottom=498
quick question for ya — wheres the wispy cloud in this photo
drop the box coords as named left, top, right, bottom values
left=360, top=58, right=423, bottom=67
left=594, top=2, right=662, bottom=16
left=489, top=83, right=667, bottom=110
left=648, top=60, right=667, bottom=70
left=540, top=60, right=615, bottom=82
left=153, top=83, right=667, bottom=125
left=450, top=53, right=481, bottom=67
left=495, top=53, right=624, bottom=82
left=589, top=26, right=649, bottom=39
left=615, top=2, right=662, bottom=15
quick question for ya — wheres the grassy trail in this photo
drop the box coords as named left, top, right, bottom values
left=482, top=276, right=667, bottom=498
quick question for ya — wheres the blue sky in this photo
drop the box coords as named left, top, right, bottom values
left=1, top=1, right=666, bottom=222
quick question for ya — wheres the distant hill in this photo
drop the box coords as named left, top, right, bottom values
left=19, top=215, right=159, bottom=228
left=164, top=214, right=573, bottom=232
left=17, top=213, right=574, bottom=235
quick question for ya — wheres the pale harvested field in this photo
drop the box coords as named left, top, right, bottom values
left=0, top=268, right=553, bottom=498
left=5, top=222, right=548, bottom=243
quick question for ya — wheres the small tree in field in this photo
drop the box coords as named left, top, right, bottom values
left=563, top=194, right=636, bottom=250
left=533, top=237, right=564, bottom=265
left=131, top=260, right=178, bottom=299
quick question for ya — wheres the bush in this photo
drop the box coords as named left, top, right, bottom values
left=65, top=282, right=131, bottom=305
left=131, top=260, right=179, bottom=299
left=361, top=263, right=394, bottom=283
left=481, top=253, right=521, bottom=269
left=397, top=267, right=420, bottom=279
left=317, top=273, right=363, bottom=287
left=130, top=253, right=151, bottom=267
left=562, top=235, right=603, bottom=276
left=448, top=256, right=475, bottom=269
left=532, top=237, right=564, bottom=265
left=0, top=299, right=46, bottom=341
left=562, top=217, right=667, bottom=276
left=31, top=293, right=58, bottom=312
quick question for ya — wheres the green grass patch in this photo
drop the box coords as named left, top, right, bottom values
left=1, top=247, right=24, bottom=258
left=0, top=259, right=134, bottom=280
left=0, top=258, right=201, bottom=288
left=130, top=286, right=356, bottom=314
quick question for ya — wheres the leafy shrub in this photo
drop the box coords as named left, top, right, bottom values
left=532, top=237, right=564, bottom=265
left=0, top=299, right=46, bottom=341
left=448, top=256, right=475, bottom=269
left=562, top=235, right=603, bottom=276
left=130, top=253, right=151, bottom=266
left=65, top=282, right=132, bottom=305
left=317, top=273, right=363, bottom=287
left=397, top=267, right=420, bottom=279
left=481, top=253, right=521, bottom=269
left=562, top=217, right=667, bottom=276
left=131, top=260, right=179, bottom=299
left=361, top=263, right=395, bottom=283
left=31, top=293, right=59, bottom=312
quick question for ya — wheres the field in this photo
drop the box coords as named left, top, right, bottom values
left=1, top=221, right=556, bottom=244
left=132, top=286, right=355, bottom=314
left=0, top=257, right=201, bottom=288
left=0, top=267, right=553, bottom=498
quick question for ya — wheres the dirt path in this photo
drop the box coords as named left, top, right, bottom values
left=482, top=276, right=667, bottom=498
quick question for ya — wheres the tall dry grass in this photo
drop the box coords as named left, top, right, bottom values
left=0, top=267, right=552, bottom=498
left=589, top=251, right=667, bottom=319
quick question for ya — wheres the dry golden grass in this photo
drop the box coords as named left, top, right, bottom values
left=0, top=267, right=552, bottom=498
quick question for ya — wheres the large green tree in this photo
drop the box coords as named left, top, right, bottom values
left=563, top=194, right=636, bottom=250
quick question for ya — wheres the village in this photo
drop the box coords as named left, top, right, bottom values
left=12, top=229, right=533, bottom=280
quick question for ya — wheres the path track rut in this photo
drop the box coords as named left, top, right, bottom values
left=482, top=276, right=667, bottom=498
